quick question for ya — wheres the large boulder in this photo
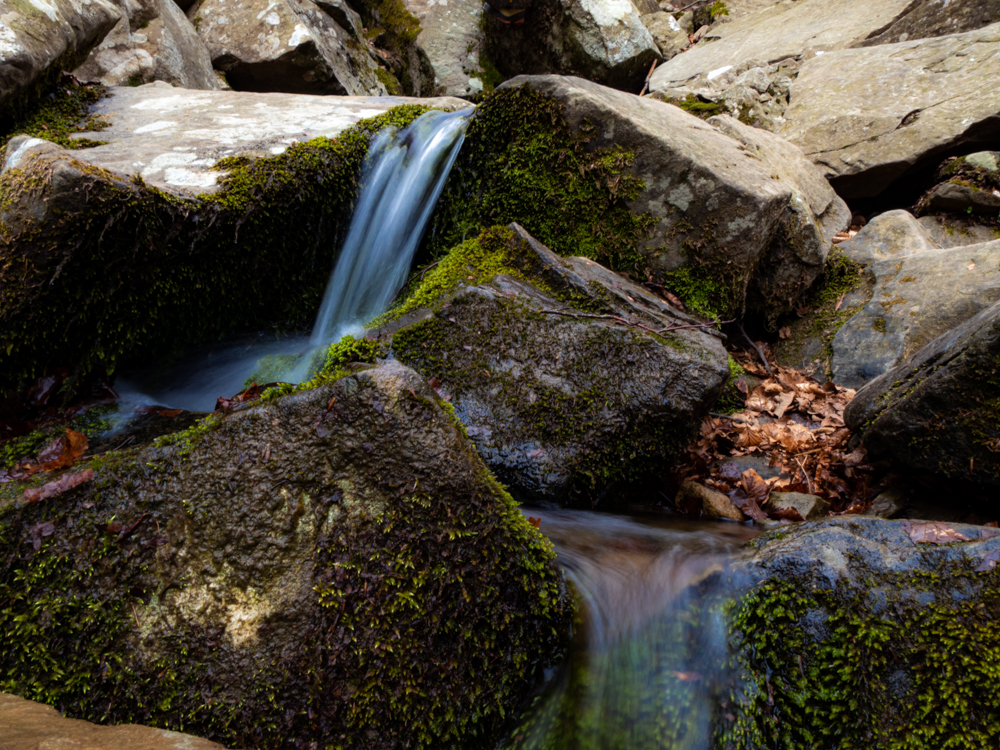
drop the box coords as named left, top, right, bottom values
left=844, top=299, right=1000, bottom=488
left=0, top=360, right=570, bottom=747
left=725, top=517, right=1000, bottom=747
left=0, top=694, right=225, bottom=750
left=403, top=0, right=489, bottom=97
left=73, top=0, right=221, bottom=90
left=777, top=22, right=1000, bottom=198
left=369, top=224, right=730, bottom=505
left=858, top=0, right=1000, bottom=47
left=443, top=76, right=847, bottom=319
left=480, top=0, right=662, bottom=90
left=0, top=87, right=467, bottom=398
left=186, top=0, right=387, bottom=95
left=0, top=0, right=121, bottom=118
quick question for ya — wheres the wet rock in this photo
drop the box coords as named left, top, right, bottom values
left=496, top=75, right=848, bottom=319
left=641, top=11, right=689, bottom=58
left=768, top=491, right=828, bottom=520
left=376, top=224, right=730, bottom=505
left=727, top=517, right=1000, bottom=744
left=73, top=0, right=220, bottom=90
left=404, top=0, right=488, bottom=96
left=0, top=361, right=570, bottom=746
left=857, top=0, right=1000, bottom=47
left=0, top=693, right=225, bottom=750
left=777, top=22, right=1000, bottom=198
left=845, top=299, right=1000, bottom=488
left=481, top=0, right=661, bottom=90
left=187, top=0, right=386, bottom=95
left=0, top=0, right=121, bottom=115
left=677, top=480, right=746, bottom=521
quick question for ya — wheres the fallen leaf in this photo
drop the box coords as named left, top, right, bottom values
left=768, top=507, right=805, bottom=523
left=671, top=671, right=703, bottom=682
left=527, top=517, right=541, bottom=528
left=157, top=408, right=182, bottom=418
left=903, top=521, right=970, bottom=545
left=772, top=391, right=795, bottom=420
left=29, top=521, right=56, bottom=551
left=968, top=261, right=976, bottom=271
left=23, top=468, right=95, bottom=503
left=976, top=550, right=1000, bottom=572
left=778, top=326, right=792, bottom=340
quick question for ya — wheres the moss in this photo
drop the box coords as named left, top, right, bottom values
left=0, top=76, right=109, bottom=153
left=725, top=567, right=1000, bottom=749
left=423, top=85, right=656, bottom=275
left=354, top=0, right=427, bottom=95
left=872, top=316, right=887, bottom=334
left=715, top=355, right=746, bottom=414
left=374, top=66, right=403, bottom=95
left=0, top=105, right=431, bottom=401
left=475, top=53, right=506, bottom=93
left=671, top=94, right=723, bottom=120
left=0, top=405, right=115, bottom=471
left=658, top=262, right=731, bottom=320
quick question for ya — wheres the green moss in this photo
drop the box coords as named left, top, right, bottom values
left=872, top=316, right=887, bottom=333
left=658, top=263, right=731, bottom=320
left=0, top=405, right=115, bottom=471
left=715, top=355, right=746, bottom=414
left=354, top=0, right=427, bottom=95
left=475, top=53, right=505, bottom=93
left=673, top=94, right=723, bottom=120
left=726, top=568, right=1000, bottom=749
left=0, top=76, right=109, bottom=153
left=374, top=66, right=403, bottom=95
left=424, top=85, right=656, bottom=275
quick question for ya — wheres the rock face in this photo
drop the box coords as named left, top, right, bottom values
left=0, top=693, right=226, bottom=750
left=374, top=224, right=730, bottom=505
left=487, top=76, right=848, bottom=318
left=187, top=0, right=387, bottom=95
left=921, top=151, right=1000, bottom=216
left=726, top=517, right=1000, bottom=746
left=641, top=11, right=688, bottom=59
left=0, top=0, right=121, bottom=116
left=0, top=361, right=570, bottom=747
left=0, top=96, right=465, bottom=399
left=648, top=0, right=914, bottom=94
left=404, top=0, right=488, bottom=97
left=73, top=0, right=221, bottom=90
left=844, top=299, right=1000, bottom=488
left=481, top=0, right=661, bottom=90
left=777, top=22, right=1000, bottom=198
left=857, top=0, right=1000, bottom=47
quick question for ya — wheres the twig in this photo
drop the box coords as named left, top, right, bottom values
left=130, top=602, right=141, bottom=630
left=539, top=308, right=733, bottom=336
left=676, top=0, right=711, bottom=11
left=113, top=434, right=135, bottom=452
left=389, top=260, right=442, bottom=305
left=794, top=456, right=814, bottom=494
left=639, top=59, right=658, bottom=97
left=739, top=323, right=773, bottom=375
left=710, top=412, right=752, bottom=424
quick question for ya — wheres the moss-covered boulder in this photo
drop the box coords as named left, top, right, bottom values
left=0, top=86, right=465, bottom=401
left=366, top=223, right=729, bottom=505
left=0, top=360, right=570, bottom=748
left=725, top=517, right=1000, bottom=748
left=844, top=298, right=1000, bottom=490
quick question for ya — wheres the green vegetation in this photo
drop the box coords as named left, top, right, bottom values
left=673, top=94, right=722, bottom=119
left=716, top=355, right=747, bottom=414
left=0, top=405, right=115, bottom=471
left=0, top=76, right=109, bottom=153
left=354, top=0, right=421, bottom=94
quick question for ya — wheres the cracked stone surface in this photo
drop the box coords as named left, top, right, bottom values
left=404, top=0, right=487, bottom=97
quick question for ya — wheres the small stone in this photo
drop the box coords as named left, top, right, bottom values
left=676, top=480, right=746, bottom=522
left=769, top=492, right=830, bottom=521
left=863, top=487, right=907, bottom=519
left=965, top=151, right=999, bottom=173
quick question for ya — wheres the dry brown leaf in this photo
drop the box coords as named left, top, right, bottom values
left=778, top=326, right=792, bottom=339
left=773, top=391, right=796, bottom=420
left=24, top=468, right=95, bottom=504
left=741, top=469, right=770, bottom=506
left=903, top=521, right=970, bottom=545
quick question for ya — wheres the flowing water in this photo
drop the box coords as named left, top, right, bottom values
left=510, top=510, right=757, bottom=750
left=118, top=108, right=472, bottom=411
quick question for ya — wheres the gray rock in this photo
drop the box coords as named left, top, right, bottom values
left=314, top=0, right=362, bottom=37
left=857, top=0, right=1000, bottom=47
left=966, top=151, right=1000, bottom=173
left=845, top=298, right=1000, bottom=487
left=0, top=0, right=121, bottom=114
left=404, top=0, right=487, bottom=97
left=31, top=82, right=467, bottom=197
left=481, top=0, right=661, bottom=90
left=0, top=693, right=225, bottom=750
left=187, top=0, right=387, bottom=95
left=676, top=480, right=746, bottom=521
left=768, top=491, right=829, bottom=520
left=0, top=361, right=571, bottom=745
left=498, top=75, right=848, bottom=318
left=918, top=214, right=1000, bottom=248
left=832, top=237, right=1000, bottom=388
left=863, top=486, right=907, bottom=519
left=73, top=0, right=220, bottom=90
left=778, top=22, right=1000, bottom=198
left=641, top=11, right=689, bottom=58
left=648, top=0, right=914, bottom=95
left=837, top=209, right=939, bottom=264
left=925, top=180, right=1000, bottom=215
left=380, top=223, right=730, bottom=504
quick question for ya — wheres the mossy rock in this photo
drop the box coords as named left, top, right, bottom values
left=0, top=360, right=571, bottom=748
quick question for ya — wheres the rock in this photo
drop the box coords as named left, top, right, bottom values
left=648, top=0, right=914, bottom=95
left=845, top=298, right=1000, bottom=488
left=768, top=491, right=829, bottom=520
left=374, top=223, right=730, bottom=505
left=73, top=0, right=220, bottom=90
left=0, top=93, right=466, bottom=399
left=921, top=151, right=1000, bottom=216
left=403, top=0, right=488, bottom=97
left=0, top=0, right=121, bottom=116
left=836, top=209, right=939, bottom=264
left=831, top=235, right=1000, bottom=388
left=862, top=486, right=907, bottom=519
left=0, top=361, right=570, bottom=746
left=481, top=0, right=662, bottom=90
left=0, top=693, right=226, bottom=750
left=726, top=517, right=1000, bottom=745
left=187, top=0, right=387, bottom=95
left=857, top=0, right=1000, bottom=47
left=924, top=180, right=1000, bottom=215
left=917, top=214, right=1000, bottom=249
left=676, top=480, right=746, bottom=521
left=777, top=22, right=1000, bottom=198
left=491, top=76, right=848, bottom=319
left=641, top=11, right=689, bottom=58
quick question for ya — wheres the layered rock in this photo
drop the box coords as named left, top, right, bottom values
left=0, top=694, right=225, bottom=750
left=777, top=22, right=1000, bottom=198
left=857, top=0, right=1000, bottom=47
left=186, top=0, right=387, bottom=95
left=73, top=0, right=221, bottom=90
left=481, top=0, right=661, bottom=90
left=372, top=224, right=729, bottom=505
left=726, top=517, right=1000, bottom=746
left=0, top=360, right=570, bottom=747
left=404, top=0, right=489, bottom=96
left=0, top=0, right=121, bottom=117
